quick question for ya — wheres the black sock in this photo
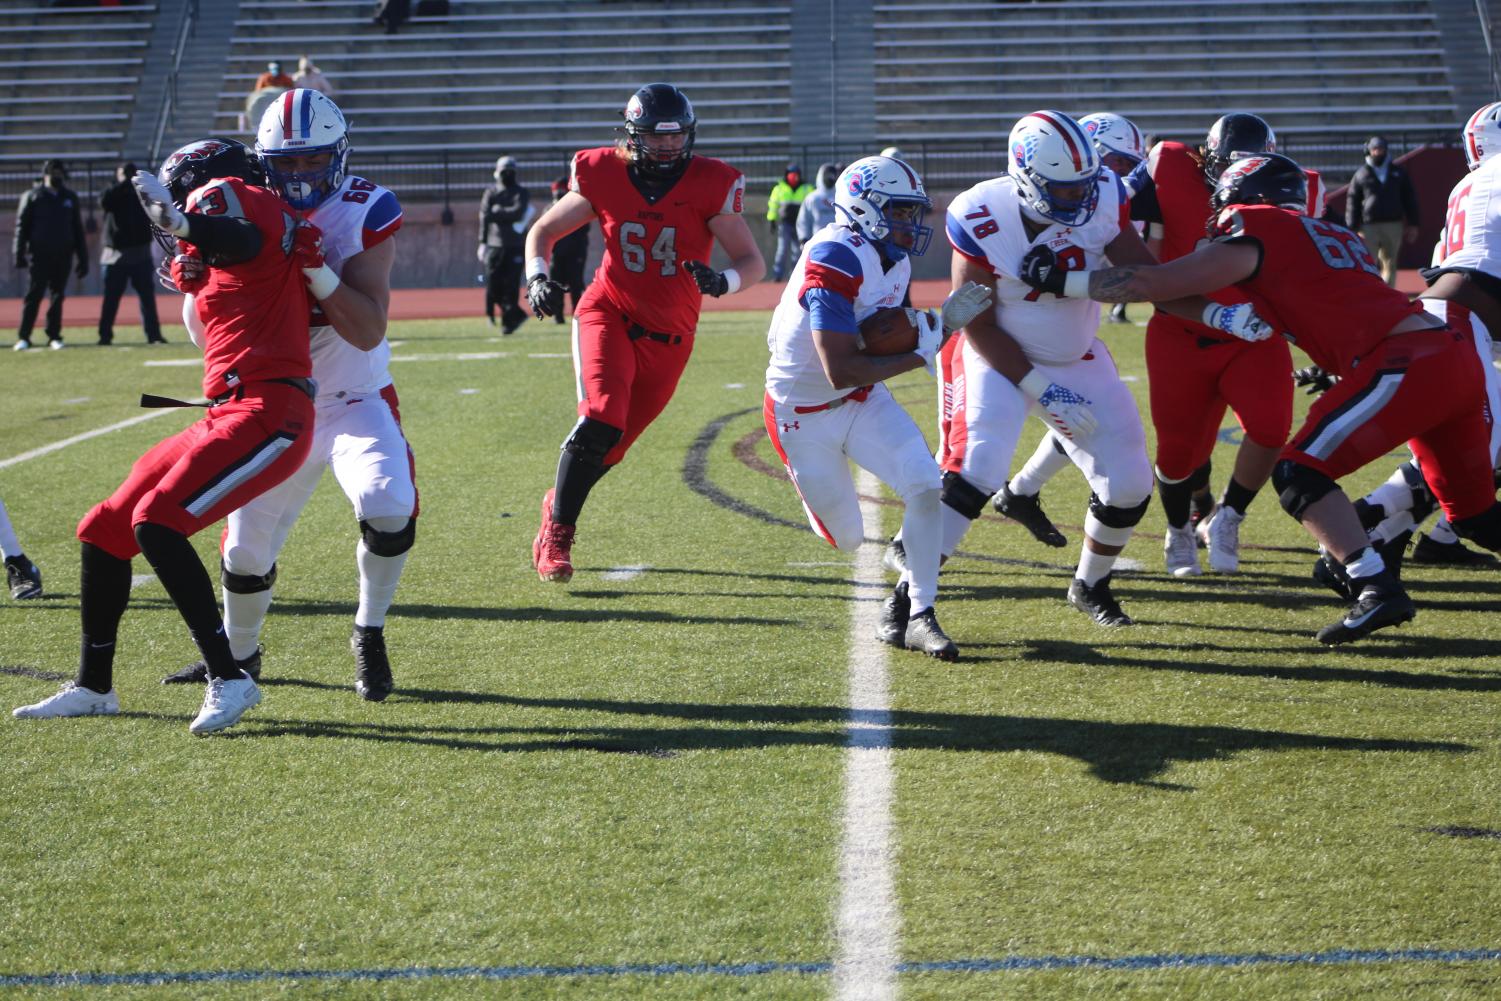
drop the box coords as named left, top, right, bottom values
left=133, top=522, right=238, bottom=681
left=76, top=542, right=132, bottom=693
left=1157, top=474, right=1195, bottom=529
left=1221, top=477, right=1258, bottom=516
left=552, top=453, right=612, bottom=526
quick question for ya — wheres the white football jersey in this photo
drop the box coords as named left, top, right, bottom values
left=1433, top=155, right=1501, bottom=275
left=947, top=172, right=1129, bottom=366
left=304, top=174, right=404, bottom=400
left=765, top=223, right=912, bottom=406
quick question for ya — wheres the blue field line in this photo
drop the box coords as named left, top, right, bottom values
left=3, top=946, right=1500, bottom=989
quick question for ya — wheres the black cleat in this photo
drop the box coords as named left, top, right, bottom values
left=881, top=537, right=907, bottom=574
left=993, top=483, right=1067, bottom=547
left=1312, top=553, right=1354, bottom=600
left=1068, top=575, right=1134, bottom=627
left=877, top=581, right=910, bottom=647
left=904, top=607, right=959, bottom=661
left=1410, top=533, right=1497, bottom=568
left=1316, top=571, right=1415, bottom=645
left=161, top=645, right=263, bottom=684
left=5, top=555, right=43, bottom=599
left=352, top=625, right=394, bottom=701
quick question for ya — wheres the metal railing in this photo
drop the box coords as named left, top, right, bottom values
left=1478, top=0, right=1501, bottom=101
left=149, top=0, right=200, bottom=166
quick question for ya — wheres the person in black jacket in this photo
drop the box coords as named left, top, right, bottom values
left=13, top=159, right=87, bottom=351
left=97, top=162, right=164, bottom=346
left=477, top=155, right=532, bottom=334
left=546, top=176, right=590, bottom=323
left=1345, top=135, right=1420, bottom=286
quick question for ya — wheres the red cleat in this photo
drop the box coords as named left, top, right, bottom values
left=533, top=489, right=576, bottom=583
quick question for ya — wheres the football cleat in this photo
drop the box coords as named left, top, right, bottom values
left=881, top=537, right=908, bottom=574
left=6, top=555, right=43, bottom=599
left=161, top=645, right=262, bottom=684
left=1315, top=572, right=1415, bottom=646
left=533, top=489, right=576, bottom=583
left=13, top=683, right=118, bottom=719
left=189, top=671, right=261, bottom=734
left=1410, top=533, right=1497, bottom=568
left=877, top=581, right=910, bottom=647
left=1203, top=506, right=1243, bottom=573
left=1068, top=575, right=1134, bottom=627
left=904, top=607, right=959, bottom=661
left=351, top=625, right=394, bottom=702
left=1163, top=525, right=1202, bottom=577
left=993, top=483, right=1067, bottom=547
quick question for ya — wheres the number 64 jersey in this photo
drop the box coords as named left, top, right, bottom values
left=946, top=171, right=1131, bottom=366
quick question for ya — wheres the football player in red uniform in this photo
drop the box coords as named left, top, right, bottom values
left=1021, top=153, right=1501, bottom=645
left=521, top=83, right=765, bottom=582
left=12, top=139, right=321, bottom=733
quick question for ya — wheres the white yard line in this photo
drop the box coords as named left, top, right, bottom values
left=834, top=469, right=900, bottom=1001
left=0, top=409, right=179, bottom=471
left=601, top=565, right=649, bottom=582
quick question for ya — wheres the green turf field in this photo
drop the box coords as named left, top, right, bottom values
left=2, top=311, right=1498, bottom=998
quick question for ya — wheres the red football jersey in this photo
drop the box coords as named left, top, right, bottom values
left=1215, top=205, right=1425, bottom=375
left=570, top=147, right=745, bottom=336
left=185, top=177, right=313, bottom=398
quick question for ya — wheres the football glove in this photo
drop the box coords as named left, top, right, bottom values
left=1202, top=301, right=1274, bottom=342
left=912, top=308, right=943, bottom=376
left=168, top=250, right=206, bottom=294
left=1018, top=244, right=1068, bottom=296
left=526, top=273, right=565, bottom=318
left=1293, top=365, right=1336, bottom=396
left=292, top=221, right=339, bottom=299
left=1019, top=369, right=1098, bottom=442
left=684, top=259, right=729, bottom=297
left=131, top=170, right=188, bottom=237
left=939, top=280, right=993, bottom=333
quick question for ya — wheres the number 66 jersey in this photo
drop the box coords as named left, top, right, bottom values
left=946, top=171, right=1130, bottom=365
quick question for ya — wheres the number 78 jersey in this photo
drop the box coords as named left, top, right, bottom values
left=571, top=146, right=745, bottom=336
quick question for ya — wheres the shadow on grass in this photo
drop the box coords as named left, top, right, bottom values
left=226, top=682, right=1470, bottom=788
left=256, top=598, right=797, bottom=628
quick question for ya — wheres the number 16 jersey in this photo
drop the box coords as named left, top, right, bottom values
left=570, top=147, right=745, bottom=336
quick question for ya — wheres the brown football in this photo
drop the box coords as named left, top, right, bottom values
left=856, top=307, right=919, bottom=356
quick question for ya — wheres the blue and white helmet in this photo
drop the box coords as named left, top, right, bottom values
left=1008, top=110, right=1102, bottom=226
left=255, top=88, right=350, bottom=210
left=833, top=155, right=933, bottom=258
left=1078, top=111, right=1146, bottom=174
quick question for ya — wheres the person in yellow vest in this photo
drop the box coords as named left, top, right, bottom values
left=766, top=163, right=812, bottom=281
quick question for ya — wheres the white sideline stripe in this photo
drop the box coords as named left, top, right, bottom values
left=1114, top=557, right=1145, bottom=572
left=130, top=574, right=155, bottom=590
left=834, top=469, right=899, bottom=1001
left=391, top=352, right=512, bottom=362
left=0, top=410, right=178, bottom=471
left=143, top=358, right=201, bottom=367
left=527, top=352, right=571, bottom=359
left=601, top=565, right=649, bottom=581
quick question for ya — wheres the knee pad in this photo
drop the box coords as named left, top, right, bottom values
left=1273, top=459, right=1339, bottom=520
left=222, top=560, right=277, bottom=595
left=940, top=471, right=991, bottom=520
left=360, top=517, right=416, bottom=557
left=1453, top=503, right=1501, bottom=551
left=562, top=417, right=624, bottom=467
left=1088, top=491, right=1150, bottom=529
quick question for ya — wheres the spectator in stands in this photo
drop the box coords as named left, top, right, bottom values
left=795, top=161, right=840, bottom=244
left=547, top=176, right=590, bottom=324
left=766, top=163, right=811, bottom=282
left=96, top=162, right=163, bottom=346
left=12, top=159, right=86, bottom=351
left=371, top=0, right=410, bottom=33
left=254, top=61, right=295, bottom=91
left=478, top=155, right=533, bottom=333
left=292, top=56, right=334, bottom=97
left=1345, top=135, right=1420, bottom=286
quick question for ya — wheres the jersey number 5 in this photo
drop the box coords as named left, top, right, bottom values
left=619, top=223, right=677, bottom=276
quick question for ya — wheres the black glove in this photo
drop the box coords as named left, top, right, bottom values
left=1293, top=365, right=1336, bottom=396
left=684, top=259, right=729, bottom=297
left=1018, top=244, right=1067, bottom=296
left=526, top=274, right=565, bottom=319
left=75, top=258, right=88, bottom=279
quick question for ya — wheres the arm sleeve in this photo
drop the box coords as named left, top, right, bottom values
left=13, top=192, right=31, bottom=258
left=1345, top=171, right=1363, bottom=230
left=1400, top=170, right=1420, bottom=226
left=181, top=213, right=263, bottom=265
left=70, top=199, right=86, bottom=260
left=803, top=287, right=859, bottom=335
left=1128, top=176, right=1160, bottom=223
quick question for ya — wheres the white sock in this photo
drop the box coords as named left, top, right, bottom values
left=1076, top=546, right=1117, bottom=586
left=940, top=503, right=975, bottom=560
left=356, top=541, right=408, bottom=629
left=0, top=498, right=19, bottom=558
left=1008, top=434, right=1071, bottom=497
left=1367, top=467, right=1418, bottom=516
left=1346, top=546, right=1386, bottom=579
left=1370, top=509, right=1415, bottom=545
left=223, top=587, right=273, bottom=660
left=1428, top=518, right=1459, bottom=545
left=900, top=488, right=941, bottom=613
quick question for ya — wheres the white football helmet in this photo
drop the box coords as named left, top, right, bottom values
left=255, top=88, right=350, bottom=210
left=833, top=155, right=933, bottom=258
left=1008, top=111, right=1102, bottom=226
left=1078, top=111, right=1145, bottom=175
left=1464, top=101, right=1501, bottom=170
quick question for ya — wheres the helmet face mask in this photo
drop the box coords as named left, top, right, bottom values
left=1008, top=110, right=1102, bottom=226
left=833, top=155, right=933, bottom=259
left=1202, top=113, right=1276, bottom=185
left=256, top=89, right=350, bottom=211
left=1207, top=153, right=1308, bottom=236
left=622, top=83, right=696, bottom=178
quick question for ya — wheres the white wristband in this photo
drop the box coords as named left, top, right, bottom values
left=526, top=256, right=548, bottom=280
left=304, top=264, right=340, bottom=300
left=1017, top=369, right=1050, bottom=401
left=722, top=268, right=741, bottom=294
left=168, top=209, right=191, bottom=238
left=1062, top=270, right=1092, bottom=298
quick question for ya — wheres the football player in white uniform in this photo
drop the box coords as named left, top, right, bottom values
left=764, top=156, right=991, bottom=659
left=163, top=90, right=414, bottom=700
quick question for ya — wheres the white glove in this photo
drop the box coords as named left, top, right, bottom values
left=939, top=280, right=993, bottom=333
left=476, top=244, right=487, bottom=263
left=1019, top=369, right=1098, bottom=442
left=911, top=308, right=943, bottom=376
left=131, top=170, right=188, bottom=237
left=1202, top=301, right=1274, bottom=342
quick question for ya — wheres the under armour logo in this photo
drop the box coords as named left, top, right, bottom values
left=782, top=421, right=800, bottom=432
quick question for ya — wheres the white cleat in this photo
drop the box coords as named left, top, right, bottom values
left=1204, top=507, right=1243, bottom=573
left=1164, top=525, right=1202, bottom=577
left=13, top=683, right=119, bottom=719
left=189, top=672, right=261, bottom=735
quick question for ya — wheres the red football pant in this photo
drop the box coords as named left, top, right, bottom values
left=573, top=286, right=695, bottom=466
left=1283, top=329, right=1494, bottom=522
left=78, top=382, right=314, bottom=559
left=1145, top=313, right=1293, bottom=480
